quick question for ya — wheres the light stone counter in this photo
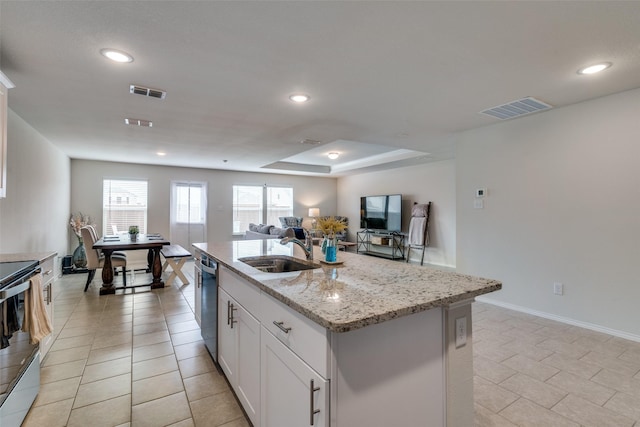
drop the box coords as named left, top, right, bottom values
left=0, top=251, right=57, bottom=264
left=194, top=240, right=501, bottom=333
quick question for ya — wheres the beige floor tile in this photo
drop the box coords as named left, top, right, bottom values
left=474, top=403, right=517, bottom=427
left=133, top=340, right=175, bottom=363
left=501, top=354, right=559, bottom=382
left=536, top=338, right=590, bottom=359
left=474, top=341, right=519, bottom=363
left=546, top=371, right=616, bottom=405
left=91, top=332, right=133, bottom=350
left=81, top=356, right=131, bottom=384
left=67, top=394, right=131, bottom=427
left=33, top=376, right=82, bottom=407
left=183, top=371, right=231, bottom=402
left=40, top=359, right=86, bottom=384
left=87, top=343, right=133, bottom=365
left=574, top=336, right=627, bottom=358
left=132, top=354, right=179, bottom=381
left=603, top=391, right=640, bottom=421
left=178, top=354, right=216, bottom=378
left=165, top=312, right=196, bottom=325
left=500, top=373, right=566, bottom=409
left=132, top=370, right=185, bottom=405
left=171, top=329, right=203, bottom=346
left=580, top=351, right=640, bottom=377
left=73, top=373, right=131, bottom=408
left=42, top=345, right=91, bottom=367
left=132, top=329, right=171, bottom=348
left=540, top=352, right=602, bottom=380
left=499, top=398, right=579, bottom=427
left=217, top=418, right=251, bottom=427
left=57, top=325, right=96, bottom=339
left=551, top=394, right=635, bottom=427
left=22, top=397, right=74, bottom=427
left=473, top=376, right=519, bottom=413
left=168, top=319, right=200, bottom=334
left=133, top=313, right=166, bottom=325
left=190, top=390, right=245, bottom=427
left=167, top=419, right=196, bottom=427
left=474, top=355, right=517, bottom=384
left=591, top=369, right=640, bottom=397
left=131, top=391, right=192, bottom=427
left=174, top=340, right=208, bottom=361
left=133, top=321, right=168, bottom=336
left=50, top=334, right=96, bottom=352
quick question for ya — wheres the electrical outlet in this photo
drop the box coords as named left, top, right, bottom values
left=553, top=282, right=563, bottom=295
left=455, top=317, right=467, bottom=348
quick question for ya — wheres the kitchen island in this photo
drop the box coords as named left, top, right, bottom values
left=194, top=240, right=501, bottom=427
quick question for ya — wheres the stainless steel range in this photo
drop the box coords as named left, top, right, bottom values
left=0, top=260, right=41, bottom=427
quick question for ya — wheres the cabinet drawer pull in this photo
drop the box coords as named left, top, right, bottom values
left=273, top=321, right=291, bottom=334
left=309, top=379, right=320, bottom=425
left=44, top=269, right=53, bottom=276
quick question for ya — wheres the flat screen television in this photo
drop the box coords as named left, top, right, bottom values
left=360, top=194, right=402, bottom=232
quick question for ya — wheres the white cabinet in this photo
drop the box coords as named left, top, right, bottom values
left=218, top=287, right=261, bottom=426
left=261, top=327, right=328, bottom=427
left=39, top=254, right=55, bottom=357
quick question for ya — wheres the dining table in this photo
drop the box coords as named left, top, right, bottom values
left=92, top=233, right=170, bottom=295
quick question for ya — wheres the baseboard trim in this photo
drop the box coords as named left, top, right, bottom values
left=476, top=296, right=640, bottom=343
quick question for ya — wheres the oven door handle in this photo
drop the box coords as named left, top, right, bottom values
left=0, top=280, right=31, bottom=303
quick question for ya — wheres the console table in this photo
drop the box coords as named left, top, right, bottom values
left=356, top=230, right=405, bottom=260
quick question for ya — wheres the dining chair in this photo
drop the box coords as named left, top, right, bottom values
left=81, top=226, right=127, bottom=292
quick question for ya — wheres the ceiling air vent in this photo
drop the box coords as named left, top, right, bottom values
left=124, top=118, right=153, bottom=127
left=129, top=85, right=166, bottom=99
left=480, top=97, right=552, bottom=120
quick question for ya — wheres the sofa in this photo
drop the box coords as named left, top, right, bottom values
left=244, top=223, right=295, bottom=240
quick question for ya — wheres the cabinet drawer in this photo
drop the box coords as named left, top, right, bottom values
left=260, top=292, right=329, bottom=378
left=219, top=266, right=261, bottom=316
left=40, top=256, right=55, bottom=285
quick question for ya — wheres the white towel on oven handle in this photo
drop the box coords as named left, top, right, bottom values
left=21, top=273, right=53, bottom=344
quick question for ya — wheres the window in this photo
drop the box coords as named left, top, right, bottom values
left=103, top=179, right=148, bottom=235
left=232, top=185, right=293, bottom=234
left=173, top=182, right=206, bottom=224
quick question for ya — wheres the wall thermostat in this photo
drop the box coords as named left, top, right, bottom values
left=476, top=188, right=487, bottom=198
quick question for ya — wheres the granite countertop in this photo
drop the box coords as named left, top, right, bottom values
left=0, top=251, right=57, bottom=264
left=194, top=240, right=501, bottom=333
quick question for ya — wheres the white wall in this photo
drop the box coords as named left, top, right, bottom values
left=337, top=159, right=456, bottom=267
left=0, top=109, right=70, bottom=264
left=70, top=160, right=337, bottom=251
left=457, top=88, right=640, bottom=338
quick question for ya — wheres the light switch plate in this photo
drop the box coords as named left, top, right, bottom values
left=474, top=199, right=484, bottom=209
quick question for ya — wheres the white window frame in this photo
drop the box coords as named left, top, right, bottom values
left=232, top=185, right=293, bottom=235
left=102, top=178, right=148, bottom=235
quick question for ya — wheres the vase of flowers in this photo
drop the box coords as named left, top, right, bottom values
left=69, top=212, right=93, bottom=268
left=316, top=216, right=347, bottom=263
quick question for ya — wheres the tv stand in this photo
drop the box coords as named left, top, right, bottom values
left=357, top=230, right=405, bottom=260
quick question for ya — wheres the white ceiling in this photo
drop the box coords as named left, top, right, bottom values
left=2, top=1, right=640, bottom=176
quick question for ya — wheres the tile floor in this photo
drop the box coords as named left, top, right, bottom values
left=21, top=262, right=640, bottom=426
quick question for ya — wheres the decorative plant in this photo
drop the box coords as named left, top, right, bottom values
left=69, top=212, right=94, bottom=244
left=316, top=216, right=347, bottom=238
left=129, top=225, right=139, bottom=235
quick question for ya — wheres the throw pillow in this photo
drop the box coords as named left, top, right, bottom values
left=258, top=224, right=273, bottom=234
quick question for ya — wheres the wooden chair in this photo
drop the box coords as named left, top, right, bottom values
left=81, top=226, right=127, bottom=292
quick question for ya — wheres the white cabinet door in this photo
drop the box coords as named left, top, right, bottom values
left=217, top=288, right=236, bottom=382
left=261, top=327, right=328, bottom=427
left=218, top=287, right=261, bottom=426
left=235, top=301, right=261, bottom=426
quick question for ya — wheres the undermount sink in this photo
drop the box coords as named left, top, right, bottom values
left=238, top=255, right=320, bottom=273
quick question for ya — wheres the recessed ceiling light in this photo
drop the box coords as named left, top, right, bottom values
left=156, top=151, right=166, bottom=156
left=577, top=62, right=612, bottom=75
left=289, top=94, right=310, bottom=103
left=327, top=152, right=340, bottom=160
left=100, top=48, right=134, bottom=63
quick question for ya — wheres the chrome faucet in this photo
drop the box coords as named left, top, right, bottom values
left=280, top=229, right=314, bottom=260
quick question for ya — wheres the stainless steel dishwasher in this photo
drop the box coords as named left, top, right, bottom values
left=199, top=254, right=218, bottom=363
